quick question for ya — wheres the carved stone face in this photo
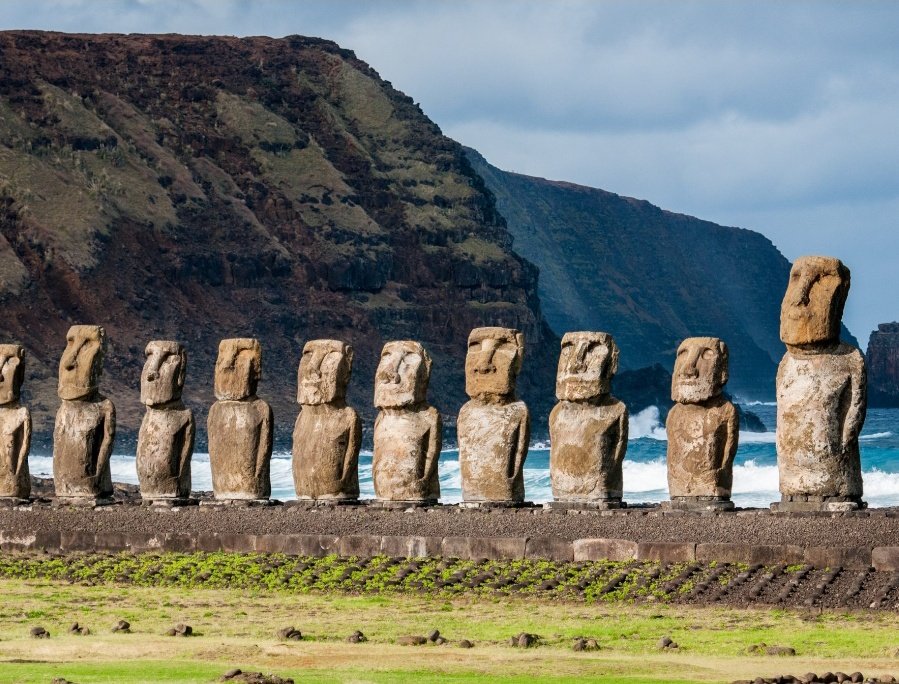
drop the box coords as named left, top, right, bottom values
left=214, top=338, right=261, bottom=401
left=297, top=339, right=353, bottom=405
left=0, top=344, right=25, bottom=405
left=58, top=325, right=106, bottom=401
left=141, top=340, right=187, bottom=406
left=374, top=340, right=431, bottom=409
left=555, top=331, right=618, bottom=402
left=780, top=255, right=850, bottom=347
left=465, top=327, right=524, bottom=399
left=672, top=337, right=728, bottom=404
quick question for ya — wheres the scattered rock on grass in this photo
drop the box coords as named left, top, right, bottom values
left=68, top=623, right=90, bottom=636
left=397, top=635, right=428, bottom=646
left=276, top=627, right=302, bottom=641
left=572, top=637, right=600, bottom=652
left=657, top=636, right=678, bottom=649
left=428, top=629, right=440, bottom=642
left=458, top=639, right=474, bottom=649
left=111, top=620, right=130, bottom=633
left=219, top=670, right=294, bottom=684
left=30, top=626, right=49, bottom=639
left=345, top=630, right=366, bottom=643
left=511, top=632, right=538, bottom=648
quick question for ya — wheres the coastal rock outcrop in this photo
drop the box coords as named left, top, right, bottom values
left=867, top=322, right=899, bottom=407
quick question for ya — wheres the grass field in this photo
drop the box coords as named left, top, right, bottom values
left=0, top=554, right=898, bottom=683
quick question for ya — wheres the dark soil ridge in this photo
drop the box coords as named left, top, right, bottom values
left=1, top=550, right=899, bottom=612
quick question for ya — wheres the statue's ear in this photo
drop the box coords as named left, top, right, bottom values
left=177, top=347, right=188, bottom=387
left=513, top=332, right=525, bottom=373
left=609, top=338, right=620, bottom=376
left=420, top=345, right=432, bottom=378
left=717, top=340, right=729, bottom=386
left=343, top=344, right=354, bottom=373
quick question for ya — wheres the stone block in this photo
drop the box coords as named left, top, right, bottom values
left=292, top=534, right=339, bottom=558
left=695, top=543, right=752, bottom=564
left=338, top=535, right=382, bottom=558
left=441, top=536, right=526, bottom=560
left=380, top=535, right=442, bottom=558
left=802, top=546, right=871, bottom=569
left=572, top=538, right=638, bottom=562
left=255, top=534, right=301, bottom=554
left=162, top=534, right=196, bottom=552
left=636, top=541, right=696, bottom=562
left=873, top=547, right=899, bottom=572
left=60, top=530, right=97, bottom=552
left=525, top=537, right=573, bottom=561
left=749, top=545, right=804, bottom=566
left=128, top=533, right=164, bottom=553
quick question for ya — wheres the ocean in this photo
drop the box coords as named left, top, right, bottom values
left=26, top=404, right=899, bottom=508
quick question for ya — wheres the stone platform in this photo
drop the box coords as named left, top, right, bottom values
left=3, top=502, right=899, bottom=570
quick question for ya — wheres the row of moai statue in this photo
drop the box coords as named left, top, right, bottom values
left=0, top=255, right=867, bottom=512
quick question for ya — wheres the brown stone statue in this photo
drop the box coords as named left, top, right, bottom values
left=458, top=327, right=530, bottom=505
left=0, top=344, right=31, bottom=500
left=292, top=339, right=361, bottom=501
left=136, top=341, right=195, bottom=502
left=53, top=325, right=116, bottom=502
left=207, top=338, right=273, bottom=501
left=665, top=337, right=739, bottom=511
left=549, top=332, right=628, bottom=508
left=372, top=340, right=441, bottom=504
left=775, top=255, right=866, bottom=511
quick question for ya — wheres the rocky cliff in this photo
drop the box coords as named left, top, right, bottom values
left=465, top=149, right=858, bottom=400
left=0, top=31, right=561, bottom=445
left=867, top=323, right=899, bottom=407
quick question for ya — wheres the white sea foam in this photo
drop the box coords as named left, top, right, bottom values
left=629, top=405, right=668, bottom=440
left=739, top=400, right=777, bottom=407
left=861, top=431, right=893, bottom=440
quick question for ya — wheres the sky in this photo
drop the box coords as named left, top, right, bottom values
left=1, top=0, right=897, bottom=342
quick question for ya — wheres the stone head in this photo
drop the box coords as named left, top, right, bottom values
left=465, top=327, right=524, bottom=399
left=672, top=337, right=729, bottom=404
left=0, top=344, right=25, bottom=405
left=141, top=340, right=187, bottom=406
left=214, top=338, right=261, bottom=401
left=374, top=340, right=432, bottom=409
left=556, top=331, right=619, bottom=402
left=297, top=339, right=353, bottom=405
left=58, top=325, right=106, bottom=401
left=780, top=255, right=850, bottom=347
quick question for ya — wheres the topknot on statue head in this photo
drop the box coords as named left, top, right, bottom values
left=780, top=255, right=850, bottom=348
left=374, top=340, right=432, bottom=409
left=297, top=339, right=354, bottom=406
left=214, top=338, right=261, bottom=401
left=555, top=331, right=619, bottom=402
left=464, top=327, right=524, bottom=400
left=671, top=336, right=729, bottom=404
left=141, top=340, right=187, bottom=406
left=58, top=325, right=106, bottom=401
left=0, top=344, right=25, bottom=405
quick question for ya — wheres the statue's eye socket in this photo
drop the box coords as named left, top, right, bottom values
left=702, top=349, right=715, bottom=360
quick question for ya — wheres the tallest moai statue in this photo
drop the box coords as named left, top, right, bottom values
left=775, top=255, right=867, bottom=512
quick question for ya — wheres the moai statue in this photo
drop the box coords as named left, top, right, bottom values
left=0, top=345, right=31, bottom=500
left=53, top=325, right=116, bottom=503
left=372, top=341, right=441, bottom=505
left=665, top=337, right=739, bottom=511
left=775, top=255, right=866, bottom=511
left=548, top=332, right=628, bottom=509
left=207, top=338, right=273, bottom=501
left=136, top=341, right=195, bottom=503
left=292, top=340, right=361, bottom=502
left=458, top=327, right=530, bottom=506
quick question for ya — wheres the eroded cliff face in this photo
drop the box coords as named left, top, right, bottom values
left=867, top=323, right=899, bottom=407
left=465, top=149, right=858, bottom=400
left=0, top=31, right=558, bottom=444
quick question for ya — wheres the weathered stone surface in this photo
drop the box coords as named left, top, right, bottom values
left=0, top=344, right=30, bottom=499
left=666, top=337, right=738, bottom=506
left=53, top=326, right=115, bottom=499
left=776, top=256, right=866, bottom=508
left=136, top=341, right=195, bottom=501
left=572, top=538, right=638, bottom=562
left=208, top=339, right=272, bottom=500
left=292, top=340, right=360, bottom=501
left=549, top=332, right=628, bottom=503
left=458, top=327, right=530, bottom=503
left=373, top=341, right=441, bottom=503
